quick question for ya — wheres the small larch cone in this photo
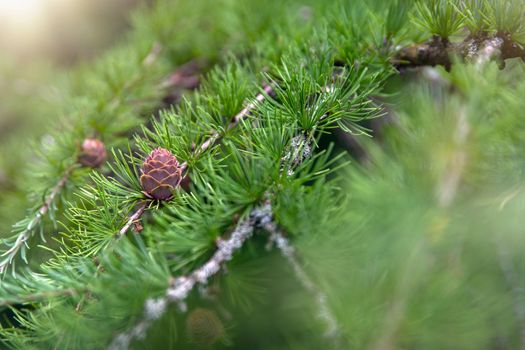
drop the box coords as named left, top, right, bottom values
left=140, top=148, right=182, bottom=200
left=78, top=138, right=107, bottom=168
left=186, top=308, right=224, bottom=347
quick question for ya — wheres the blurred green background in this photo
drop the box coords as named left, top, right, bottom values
left=0, top=0, right=148, bottom=234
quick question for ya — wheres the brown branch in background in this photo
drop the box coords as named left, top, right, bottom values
left=393, top=33, right=525, bottom=71
left=394, top=36, right=453, bottom=70
left=163, top=59, right=206, bottom=89
left=161, top=59, right=207, bottom=106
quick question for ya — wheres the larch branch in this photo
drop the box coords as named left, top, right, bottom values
left=0, top=164, right=76, bottom=274
left=109, top=208, right=260, bottom=350
left=393, top=33, right=525, bottom=71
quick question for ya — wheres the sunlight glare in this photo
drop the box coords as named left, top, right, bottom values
left=0, top=0, right=45, bottom=20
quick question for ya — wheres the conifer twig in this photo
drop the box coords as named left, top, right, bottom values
left=271, top=130, right=343, bottom=344
left=109, top=208, right=261, bottom=350
left=108, top=43, right=163, bottom=110
left=370, top=239, right=427, bottom=350
left=180, top=84, right=274, bottom=171
left=0, top=164, right=77, bottom=274
left=142, top=42, right=162, bottom=67
left=268, top=231, right=341, bottom=340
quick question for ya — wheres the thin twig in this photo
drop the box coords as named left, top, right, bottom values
left=231, top=84, right=274, bottom=127
left=142, top=43, right=163, bottom=67
left=180, top=84, right=274, bottom=171
left=0, top=164, right=77, bottom=274
left=117, top=201, right=148, bottom=238
left=108, top=42, right=163, bottom=111
left=40, top=168, right=75, bottom=216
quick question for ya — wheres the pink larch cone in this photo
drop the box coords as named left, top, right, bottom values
left=78, top=138, right=107, bottom=168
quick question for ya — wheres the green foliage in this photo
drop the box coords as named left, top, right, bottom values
left=2, top=0, right=525, bottom=349
left=295, top=60, right=525, bottom=348
left=484, top=0, right=525, bottom=37
left=412, top=0, right=464, bottom=39
left=455, top=0, right=525, bottom=37
left=267, top=52, right=381, bottom=133
left=454, top=0, right=490, bottom=33
left=384, top=0, right=414, bottom=41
